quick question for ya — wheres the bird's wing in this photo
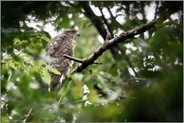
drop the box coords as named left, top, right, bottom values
left=45, top=33, right=74, bottom=91
left=45, top=33, right=74, bottom=72
left=45, top=34, right=72, bottom=56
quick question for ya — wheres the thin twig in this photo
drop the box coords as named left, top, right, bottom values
left=23, top=107, right=33, bottom=122
left=63, top=54, right=84, bottom=63
left=63, top=54, right=102, bottom=64
left=107, top=7, right=124, bottom=29
left=98, top=6, right=125, bottom=57
left=98, top=6, right=113, bottom=38
left=59, top=99, right=88, bottom=106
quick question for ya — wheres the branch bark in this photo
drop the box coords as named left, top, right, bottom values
left=70, top=19, right=157, bottom=74
left=63, top=54, right=102, bottom=64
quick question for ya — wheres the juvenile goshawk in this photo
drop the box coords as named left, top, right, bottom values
left=45, top=28, right=80, bottom=91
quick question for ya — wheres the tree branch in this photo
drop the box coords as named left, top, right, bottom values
left=98, top=6, right=125, bottom=58
left=98, top=6, right=113, bottom=38
left=63, top=54, right=84, bottom=63
left=59, top=99, right=88, bottom=106
left=82, top=2, right=106, bottom=39
left=70, top=19, right=157, bottom=74
left=107, top=7, right=125, bottom=30
left=81, top=2, right=121, bottom=58
left=63, top=54, right=102, bottom=64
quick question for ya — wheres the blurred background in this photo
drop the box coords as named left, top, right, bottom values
left=1, top=1, right=183, bottom=122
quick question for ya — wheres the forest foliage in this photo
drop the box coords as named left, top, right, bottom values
left=1, top=1, right=183, bottom=122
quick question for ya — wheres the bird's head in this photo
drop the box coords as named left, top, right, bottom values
left=64, top=28, right=80, bottom=40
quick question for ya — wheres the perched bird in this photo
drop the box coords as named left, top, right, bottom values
left=45, top=28, right=80, bottom=91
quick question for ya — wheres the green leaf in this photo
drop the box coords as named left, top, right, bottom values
left=49, top=66, right=61, bottom=75
left=71, top=73, right=84, bottom=99
left=97, top=75, right=106, bottom=89
left=13, top=38, right=22, bottom=45
left=59, top=80, right=72, bottom=100
left=36, top=24, right=44, bottom=30
left=42, top=35, right=50, bottom=42
left=8, top=60, right=17, bottom=70
left=88, top=89, right=98, bottom=103
left=38, top=60, right=47, bottom=65
left=42, top=68, right=51, bottom=85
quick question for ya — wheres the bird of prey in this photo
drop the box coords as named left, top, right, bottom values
left=45, top=28, right=80, bottom=91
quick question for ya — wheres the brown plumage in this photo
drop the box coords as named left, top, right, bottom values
left=45, top=28, right=80, bottom=91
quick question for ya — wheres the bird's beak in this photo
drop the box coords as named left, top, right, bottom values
left=77, top=32, right=80, bottom=36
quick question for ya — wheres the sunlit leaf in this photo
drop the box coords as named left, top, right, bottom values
left=8, top=60, right=17, bottom=70
left=42, top=35, right=50, bottom=42
left=48, top=66, right=61, bottom=75
left=42, top=68, right=51, bottom=85
left=88, top=89, right=98, bottom=103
